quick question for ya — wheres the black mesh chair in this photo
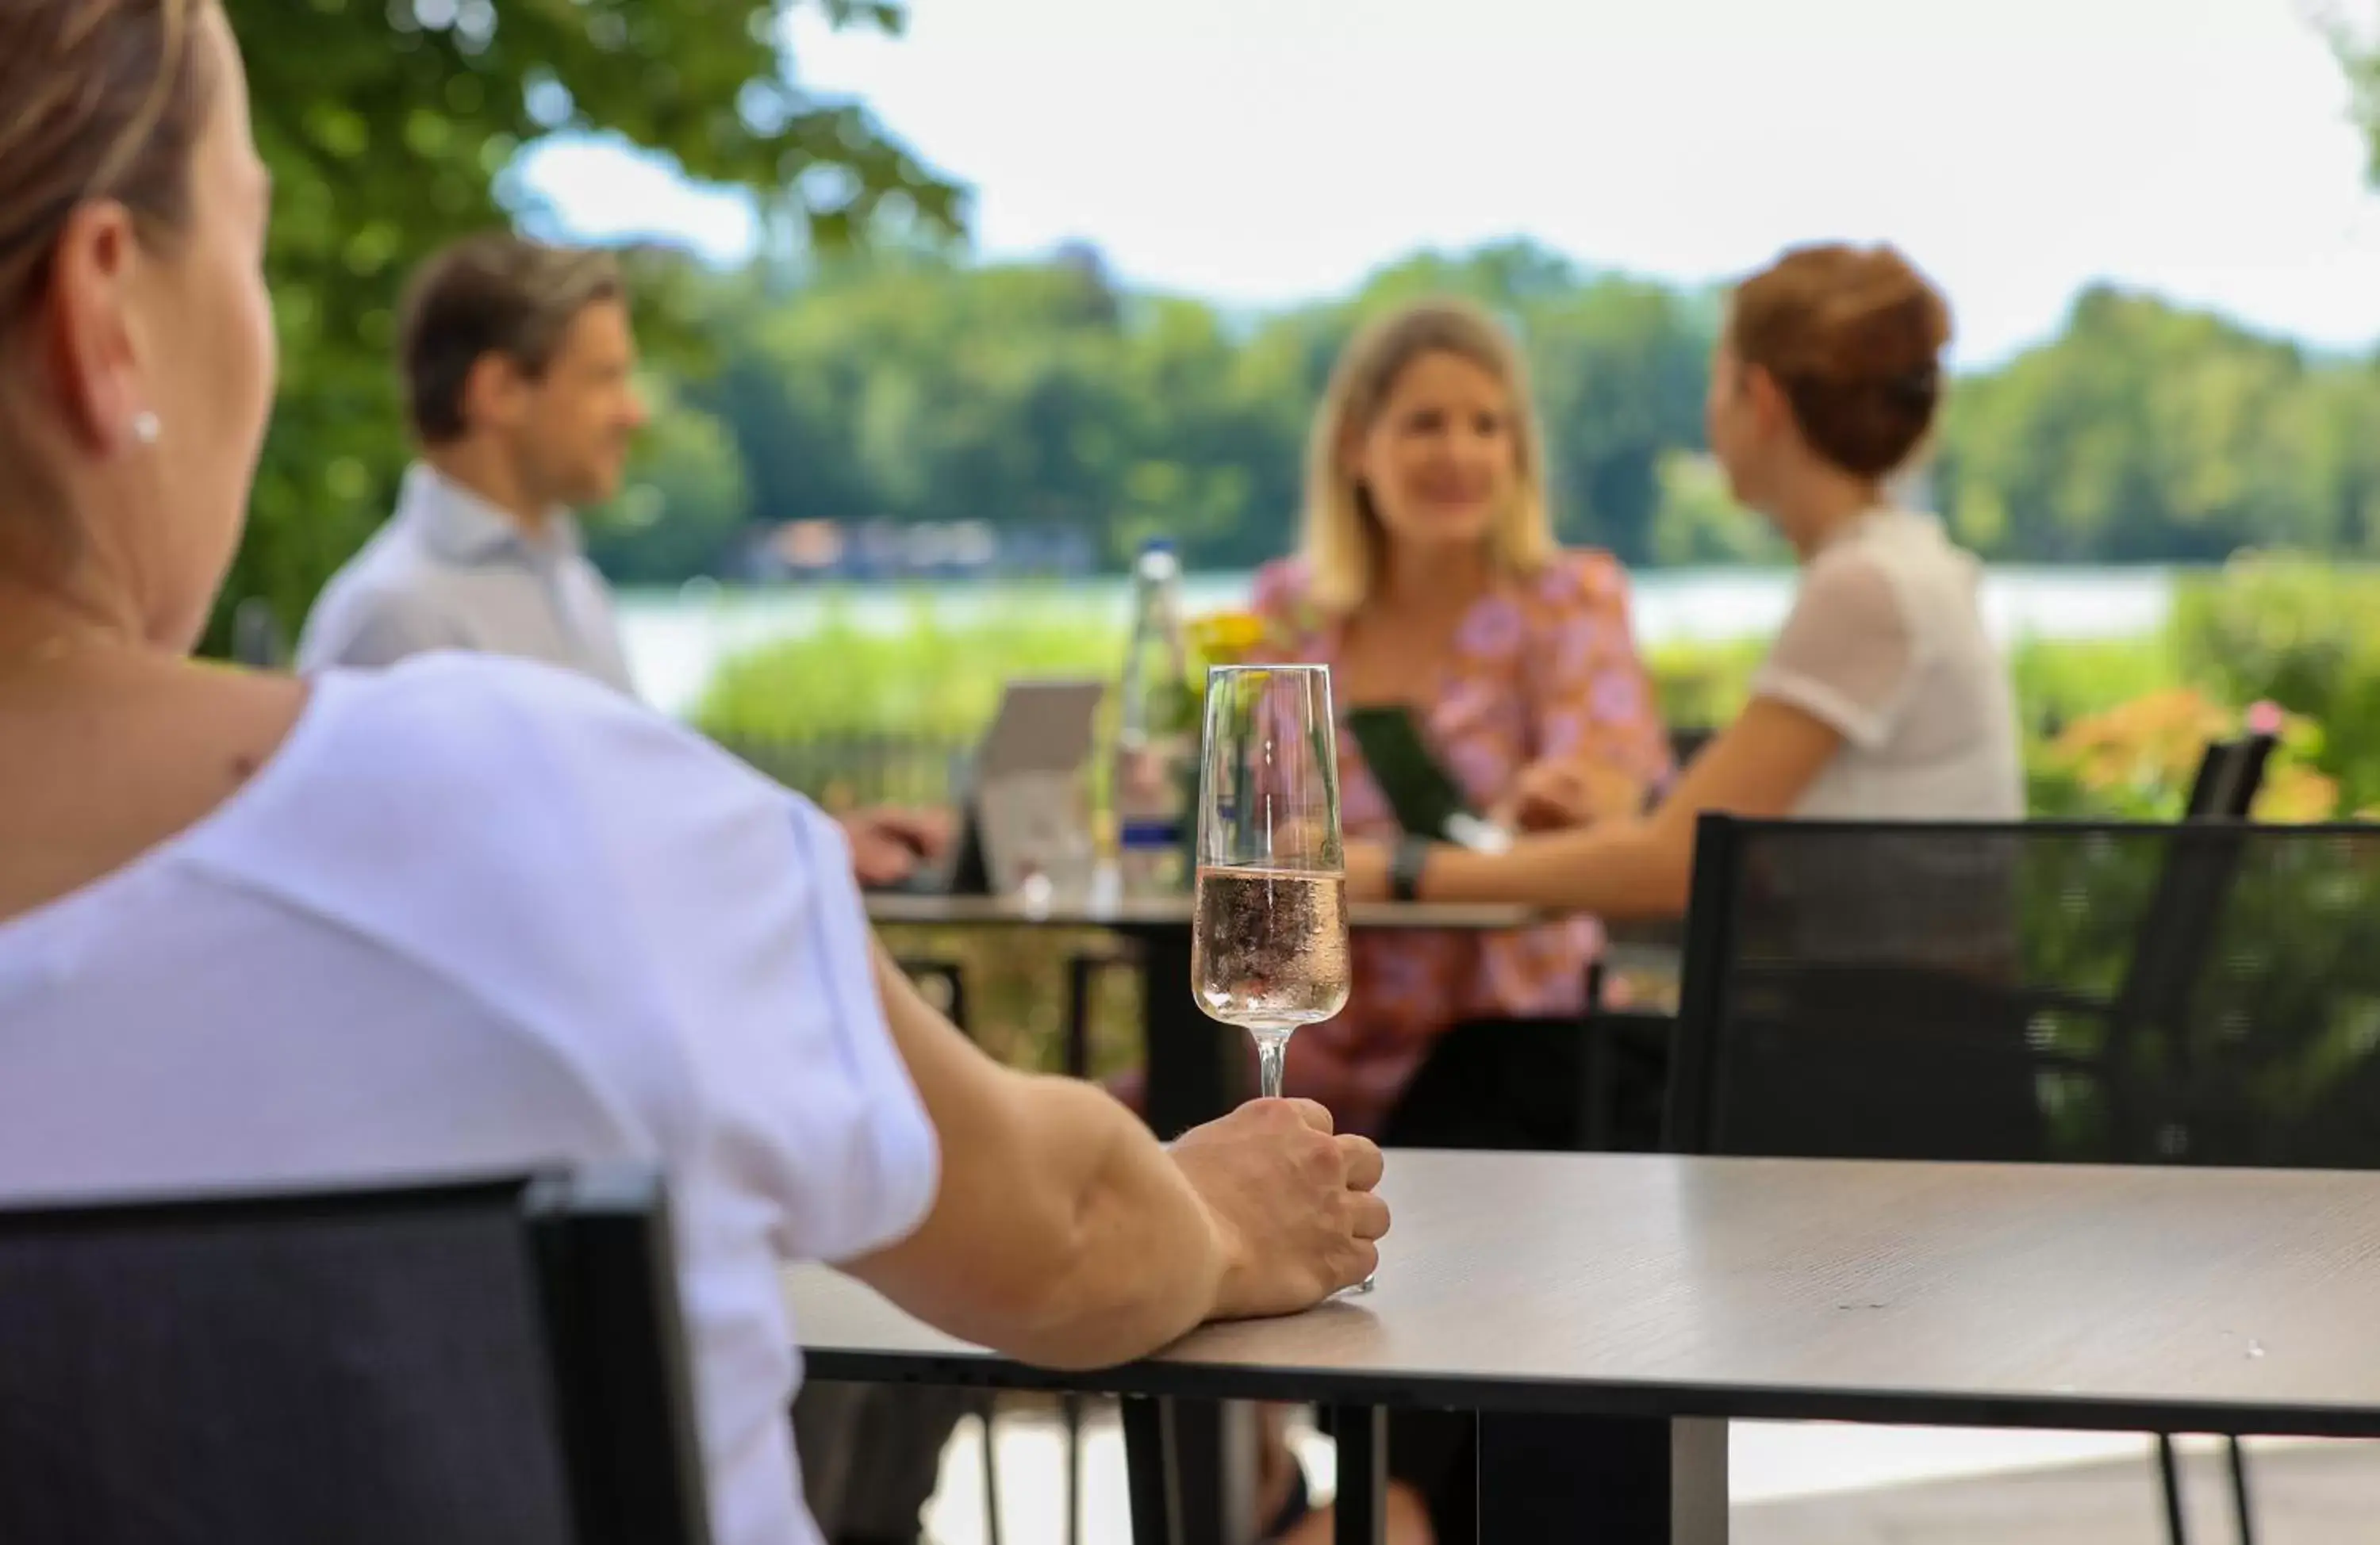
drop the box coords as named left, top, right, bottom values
left=1579, top=728, right=2278, bottom=1134
left=0, top=1167, right=709, bottom=1545
left=1668, top=814, right=2380, bottom=1545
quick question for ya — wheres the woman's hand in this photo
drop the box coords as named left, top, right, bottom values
left=1344, top=838, right=1393, bottom=903
left=1169, top=1098, right=1388, bottom=1317
left=1498, top=760, right=1644, bottom=832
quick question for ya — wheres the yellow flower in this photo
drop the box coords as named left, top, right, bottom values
left=2047, top=687, right=2339, bottom=821
left=2254, top=765, right=2340, bottom=824
left=1188, top=611, right=1266, bottom=666
left=2052, top=688, right=2230, bottom=795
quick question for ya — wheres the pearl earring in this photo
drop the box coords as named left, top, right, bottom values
left=130, top=410, right=161, bottom=447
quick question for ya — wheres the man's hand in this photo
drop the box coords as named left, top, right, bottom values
left=1169, top=1098, right=1388, bottom=1319
left=840, top=806, right=957, bottom=888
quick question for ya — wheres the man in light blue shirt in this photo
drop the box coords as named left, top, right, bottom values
left=302, top=460, right=639, bottom=691
left=300, top=236, right=644, bottom=692
left=301, top=234, right=944, bottom=888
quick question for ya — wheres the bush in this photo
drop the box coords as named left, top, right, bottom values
left=693, top=593, right=1121, bottom=742
left=2025, top=687, right=2337, bottom=821
left=2170, top=554, right=2380, bottom=811
left=2007, top=635, right=2175, bottom=736
left=1645, top=638, right=1763, bottom=730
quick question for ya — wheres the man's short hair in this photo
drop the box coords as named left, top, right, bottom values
left=397, top=235, right=624, bottom=445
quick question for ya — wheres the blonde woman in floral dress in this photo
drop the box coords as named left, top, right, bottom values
left=1249, top=299, right=1671, bottom=1545
left=1250, top=298, right=1673, bottom=1143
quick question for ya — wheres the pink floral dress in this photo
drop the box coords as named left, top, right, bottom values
left=1249, top=550, right=1673, bottom=1135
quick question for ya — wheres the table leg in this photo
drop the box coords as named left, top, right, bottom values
left=1123, top=1397, right=1180, bottom=1544
left=1126, top=926, right=1258, bottom=1544
left=1478, top=1414, right=1727, bottom=1544
left=1671, top=1419, right=1729, bottom=1544
left=1330, top=1406, right=1387, bottom=1545
left=1122, top=1395, right=1261, bottom=1545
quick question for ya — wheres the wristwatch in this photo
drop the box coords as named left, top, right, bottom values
left=1389, top=834, right=1433, bottom=903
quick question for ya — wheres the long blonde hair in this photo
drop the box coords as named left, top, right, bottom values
left=1299, top=298, right=1558, bottom=615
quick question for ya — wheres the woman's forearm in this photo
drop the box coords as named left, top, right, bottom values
left=844, top=945, right=1227, bottom=1370
left=1422, top=815, right=1692, bottom=918
left=1418, top=696, right=1853, bottom=915
left=972, top=1074, right=1230, bottom=1369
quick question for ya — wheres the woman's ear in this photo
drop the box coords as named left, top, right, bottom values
left=1337, top=424, right=1367, bottom=482
left=37, top=200, right=147, bottom=455
left=1744, top=363, right=1795, bottom=437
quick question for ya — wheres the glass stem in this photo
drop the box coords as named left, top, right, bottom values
left=1253, top=1029, right=1288, bottom=1100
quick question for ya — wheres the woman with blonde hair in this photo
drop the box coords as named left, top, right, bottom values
left=1250, top=299, right=1670, bottom=1545
left=1247, top=297, right=1672, bottom=1138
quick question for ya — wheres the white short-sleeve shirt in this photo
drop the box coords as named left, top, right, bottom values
left=0, top=655, right=940, bottom=1545
left=1751, top=508, right=2023, bottom=821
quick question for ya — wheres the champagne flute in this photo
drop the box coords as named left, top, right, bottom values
left=1191, top=665, right=1351, bottom=1104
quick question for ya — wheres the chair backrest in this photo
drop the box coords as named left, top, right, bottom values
left=0, top=1167, right=711, bottom=1545
left=1668, top=815, right=2380, bottom=1171
left=2183, top=733, right=2277, bottom=819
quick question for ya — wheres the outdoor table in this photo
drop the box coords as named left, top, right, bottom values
left=791, top=1148, right=2380, bottom=1545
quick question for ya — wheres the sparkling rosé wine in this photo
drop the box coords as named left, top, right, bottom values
left=1191, top=866, right=1352, bottom=1029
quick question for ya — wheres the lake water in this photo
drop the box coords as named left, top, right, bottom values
left=616, top=565, right=2183, bottom=716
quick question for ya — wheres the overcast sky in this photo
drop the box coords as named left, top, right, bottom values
left=525, top=0, right=2380, bottom=366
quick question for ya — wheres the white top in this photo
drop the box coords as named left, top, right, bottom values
left=1751, top=507, right=2022, bottom=821
left=0, top=656, right=939, bottom=1545
left=297, top=463, right=637, bottom=694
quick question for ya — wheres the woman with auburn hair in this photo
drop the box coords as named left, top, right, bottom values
left=1247, top=297, right=1673, bottom=1139
left=0, top=7, right=1386, bottom=1545
left=1347, top=245, right=2021, bottom=914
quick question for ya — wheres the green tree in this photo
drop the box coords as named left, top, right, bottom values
left=1648, top=450, right=1785, bottom=565
left=212, top=0, right=958, bottom=653
left=1528, top=278, right=1718, bottom=562
left=585, top=381, right=750, bottom=586
left=1937, top=287, right=2341, bottom=564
